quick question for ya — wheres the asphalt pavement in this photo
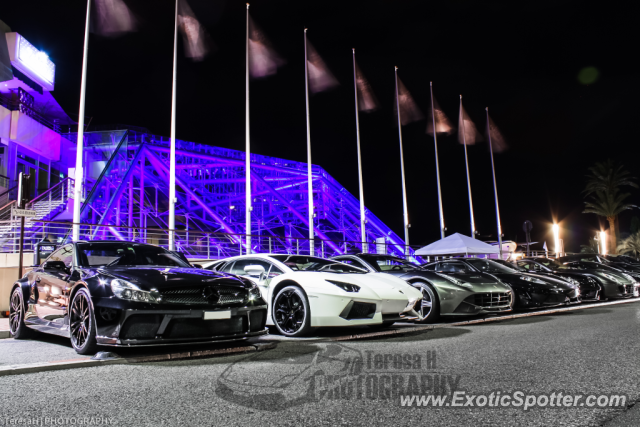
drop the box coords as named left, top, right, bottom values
left=1, top=302, right=639, bottom=426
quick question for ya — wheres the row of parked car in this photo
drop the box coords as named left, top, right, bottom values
left=8, top=240, right=640, bottom=354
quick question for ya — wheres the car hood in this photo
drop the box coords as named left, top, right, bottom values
left=491, top=272, right=576, bottom=290
left=98, top=266, right=251, bottom=291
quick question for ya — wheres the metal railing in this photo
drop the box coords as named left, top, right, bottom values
left=0, top=220, right=424, bottom=260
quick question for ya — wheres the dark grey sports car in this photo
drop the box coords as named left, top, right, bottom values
left=331, top=254, right=514, bottom=323
left=422, top=258, right=581, bottom=309
left=559, top=260, right=639, bottom=299
left=9, top=241, right=268, bottom=354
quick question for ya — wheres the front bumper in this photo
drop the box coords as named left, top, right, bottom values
left=451, top=292, right=513, bottom=315
left=516, top=289, right=581, bottom=309
left=96, top=305, right=268, bottom=347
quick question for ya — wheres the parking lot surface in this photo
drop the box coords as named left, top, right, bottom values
left=1, top=300, right=639, bottom=426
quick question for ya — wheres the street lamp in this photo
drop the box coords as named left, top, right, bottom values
left=552, top=224, right=560, bottom=258
left=600, top=230, right=607, bottom=255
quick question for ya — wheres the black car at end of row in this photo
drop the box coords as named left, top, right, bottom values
left=511, top=258, right=603, bottom=302
left=9, top=241, right=268, bottom=354
left=422, top=258, right=581, bottom=309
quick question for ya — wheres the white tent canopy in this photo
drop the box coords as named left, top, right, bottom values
left=415, top=233, right=500, bottom=256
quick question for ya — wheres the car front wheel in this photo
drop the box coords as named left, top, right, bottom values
left=413, top=282, right=440, bottom=324
left=70, top=288, right=98, bottom=355
left=272, top=285, right=313, bottom=337
left=9, top=287, right=32, bottom=339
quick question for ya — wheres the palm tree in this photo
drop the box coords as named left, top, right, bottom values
left=617, top=232, right=640, bottom=260
left=583, top=160, right=637, bottom=253
left=584, top=159, right=637, bottom=195
left=583, top=188, right=636, bottom=252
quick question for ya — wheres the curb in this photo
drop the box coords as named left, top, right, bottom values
left=0, top=342, right=278, bottom=377
left=0, top=331, right=9, bottom=339
left=438, top=297, right=640, bottom=327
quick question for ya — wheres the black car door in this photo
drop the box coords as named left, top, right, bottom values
left=33, top=244, right=75, bottom=324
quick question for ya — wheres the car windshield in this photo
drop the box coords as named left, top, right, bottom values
left=494, top=260, right=525, bottom=271
left=358, top=255, right=421, bottom=272
left=536, top=258, right=571, bottom=270
left=465, top=259, right=519, bottom=273
left=77, top=243, right=192, bottom=268
left=269, top=255, right=366, bottom=273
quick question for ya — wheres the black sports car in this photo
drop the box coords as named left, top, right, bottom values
left=331, top=254, right=514, bottom=323
left=516, top=258, right=602, bottom=301
left=423, top=258, right=581, bottom=309
left=9, top=241, right=268, bottom=354
left=558, top=254, right=640, bottom=280
left=558, top=260, right=639, bottom=299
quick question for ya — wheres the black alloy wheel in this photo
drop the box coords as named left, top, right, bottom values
left=70, top=289, right=98, bottom=355
left=9, top=287, right=32, bottom=339
left=273, top=286, right=313, bottom=337
left=413, top=282, right=440, bottom=324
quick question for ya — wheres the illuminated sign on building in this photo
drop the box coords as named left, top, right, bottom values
left=5, top=33, right=55, bottom=91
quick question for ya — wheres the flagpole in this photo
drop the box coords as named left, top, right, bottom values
left=168, top=0, right=178, bottom=251
left=304, top=29, right=314, bottom=256
left=395, top=67, right=410, bottom=256
left=486, top=107, right=503, bottom=259
left=460, top=95, right=476, bottom=239
left=72, top=0, right=92, bottom=242
left=353, top=49, right=367, bottom=253
left=430, top=82, right=445, bottom=239
left=245, top=3, right=251, bottom=254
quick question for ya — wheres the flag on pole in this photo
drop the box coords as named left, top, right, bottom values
left=485, top=114, right=508, bottom=153
left=458, top=103, right=482, bottom=145
left=249, top=16, right=284, bottom=78
left=306, top=40, right=338, bottom=93
left=354, top=60, right=378, bottom=112
left=93, top=0, right=137, bottom=37
left=426, top=94, right=452, bottom=135
left=394, top=77, right=423, bottom=125
left=178, top=0, right=213, bottom=61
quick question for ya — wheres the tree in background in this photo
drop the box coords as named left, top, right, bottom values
left=580, top=237, right=599, bottom=254
left=583, top=160, right=637, bottom=253
left=631, top=216, right=640, bottom=234
left=617, top=232, right=640, bottom=260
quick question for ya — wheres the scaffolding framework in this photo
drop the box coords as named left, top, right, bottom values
left=3, top=130, right=415, bottom=259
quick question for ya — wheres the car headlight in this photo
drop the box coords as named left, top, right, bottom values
left=621, top=273, right=637, bottom=283
left=248, top=284, right=262, bottom=301
left=601, top=273, right=620, bottom=284
left=558, top=275, right=579, bottom=286
left=519, top=275, right=547, bottom=285
left=435, top=273, right=473, bottom=289
left=111, top=279, right=160, bottom=303
left=326, top=279, right=360, bottom=292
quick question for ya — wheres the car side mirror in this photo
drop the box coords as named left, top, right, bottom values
left=192, top=264, right=203, bottom=269
left=244, top=264, right=266, bottom=278
left=43, top=261, right=68, bottom=273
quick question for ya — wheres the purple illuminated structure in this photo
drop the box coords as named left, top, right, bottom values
left=22, top=129, right=414, bottom=259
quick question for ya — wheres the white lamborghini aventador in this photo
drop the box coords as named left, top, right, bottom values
left=208, top=254, right=423, bottom=337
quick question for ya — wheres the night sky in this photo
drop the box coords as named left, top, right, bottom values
left=4, top=0, right=639, bottom=251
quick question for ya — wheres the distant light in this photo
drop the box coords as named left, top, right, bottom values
left=600, top=231, right=607, bottom=255
left=59, top=173, right=64, bottom=178
left=229, top=205, right=235, bottom=210
left=578, top=66, right=599, bottom=85
left=552, top=224, right=561, bottom=258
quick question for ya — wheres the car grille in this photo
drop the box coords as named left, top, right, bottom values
left=624, top=285, right=634, bottom=294
left=342, top=302, right=377, bottom=320
left=160, top=286, right=247, bottom=306
left=473, top=292, right=511, bottom=308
